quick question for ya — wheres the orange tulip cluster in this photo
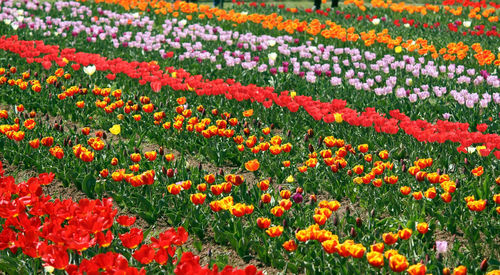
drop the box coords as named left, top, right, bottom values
left=89, top=1, right=500, bottom=66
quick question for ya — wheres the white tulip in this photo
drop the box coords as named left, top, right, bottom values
left=463, top=21, right=471, bottom=28
left=267, top=40, right=276, bottom=47
left=179, top=19, right=187, bottom=27
left=268, top=52, right=277, bottom=61
left=4, top=19, right=11, bottom=25
left=44, top=266, right=55, bottom=274
left=372, top=18, right=380, bottom=25
left=404, top=23, right=410, bottom=28
left=11, top=22, right=18, bottom=31
left=83, top=65, right=96, bottom=76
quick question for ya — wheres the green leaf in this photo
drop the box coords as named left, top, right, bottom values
left=193, top=240, right=203, bottom=252
left=82, top=174, right=96, bottom=198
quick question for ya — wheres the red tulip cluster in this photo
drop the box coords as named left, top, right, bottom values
left=1, top=35, right=499, bottom=157
left=0, top=160, right=262, bottom=274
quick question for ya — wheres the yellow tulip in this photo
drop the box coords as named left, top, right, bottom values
left=109, top=124, right=121, bottom=135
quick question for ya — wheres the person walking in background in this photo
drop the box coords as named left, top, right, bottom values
left=214, top=0, right=223, bottom=7
left=314, top=0, right=321, bottom=10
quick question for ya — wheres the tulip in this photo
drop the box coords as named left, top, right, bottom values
left=83, top=65, right=96, bottom=76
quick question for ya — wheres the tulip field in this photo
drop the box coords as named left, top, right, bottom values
left=1, top=0, right=500, bottom=273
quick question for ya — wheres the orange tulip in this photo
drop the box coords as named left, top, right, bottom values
left=383, top=232, right=398, bottom=245
left=389, top=254, right=409, bottom=272
left=266, top=226, right=283, bottom=237
left=244, top=159, right=260, bottom=172
left=367, top=251, right=384, bottom=267
left=282, top=240, right=297, bottom=252
left=190, top=193, right=206, bottom=205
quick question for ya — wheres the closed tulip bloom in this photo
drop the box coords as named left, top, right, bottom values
left=257, top=217, right=271, bottom=229
left=453, top=265, right=467, bottom=275
left=370, top=243, right=384, bottom=253
left=367, top=251, right=384, bottom=267
left=383, top=232, right=399, bottom=245
left=417, top=222, right=429, bottom=234
left=313, top=214, right=327, bottom=225
left=348, top=243, right=366, bottom=258
left=321, top=239, right=338, bottom=254
left=398, top=228, right=412, bottom=240
left=389, top=254, right=409, bottom=272
left=245, top=159, right=260, bottom=171
left=271, top=206, right=285, bottom=217
left=230, top=203, right=247, bottom=217
left=266, top=226, right=283, bottom=237
left=167, top=184, right=181, bottom=195
left=282, top=240, right=297, bottom=252
left=190, top=193, right=206, bottom=205
left=261, top=193, right=271, bottom=203
left=407, top=263, right=427, bottom=275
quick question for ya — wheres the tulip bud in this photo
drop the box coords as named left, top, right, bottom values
left=350, top=227, right=357, bottom=237
left=345, top=206, right=350, bottom=216
left=102, top=132, right=107, bottom=140
left=333, top=216, right=338, bottom=226
left=162, top=166, right=167, bottom=175
left=308, top=144, right=314, bottom=153
left=134, top=147, right=139, bottom=153
left=286, top=130, right=291, bottom=137
left=259, top=201, right=263, bottom=208
left=480, top=258, right=488, bottom=271
left=398, top=225, right=402, bottom=230
left=67, top=139, right=72, bottom=147
left=464, top=158, right=468, bottom=165
left=283, top=219, right=287, bottom=228
left=159, top=147, right=164, bottom=155
left=402, top=163, right=406, bottom=172
left=304, top=134, right=309, bottom=142
left=455, top=179, right=460, bottom=188
left=296, top=187, right=303, bottom=194
left=208, top=249, right=212, bottom=258
left=198, top=163, right=202, bottom=171
left=437, top=168, right=441, bottom=175
left=307, top=129, right=314, bottom=137
left=63, top=138, right=68, bottom=147
left=167, top=168, right=174, bottom=178
left=370, top=209, right=375, bottom=217
left=174, top=168, right=178, bottom=175
left=442, top=267, right=450, bottom=275
left=309, top=194, right=317, bottom=203
left=317, top=136, right=323, bottom=146
left=54, top=123, right=59, bottom=131
left=356, top=217, right=362, bottom=227
left=347, top=170, right=353, bottom=177
left=34, top=72, right=38, bottom=77
left=218, top=168, right=224, bottom=176
left=74, top=137, right=79, bottom=145
left=270, top=123, right=275, bottom=129
left=425, top=254, right=429, bottom=263
left=107, top=144, right=111, bottom=150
